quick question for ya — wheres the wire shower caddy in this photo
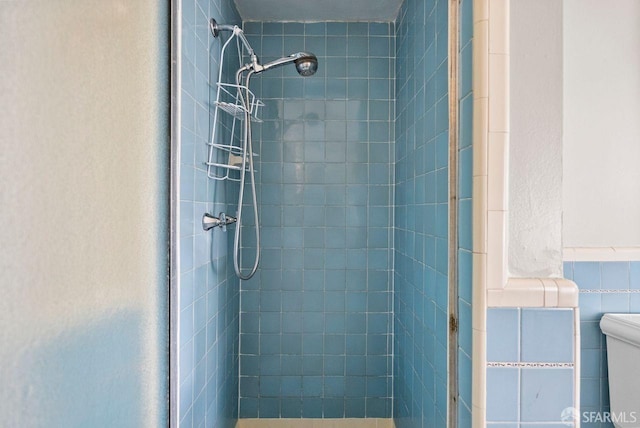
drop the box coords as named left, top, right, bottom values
left=206, top=22, right=262, bottom=181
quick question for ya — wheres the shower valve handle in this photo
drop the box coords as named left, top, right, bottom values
left=202, top=212, right=237, bottom=232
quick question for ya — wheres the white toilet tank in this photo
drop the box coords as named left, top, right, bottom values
left=600, top=314, right=640, bottom=427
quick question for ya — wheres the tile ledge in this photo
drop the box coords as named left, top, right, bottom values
left=487, top=277, right=578, bottom=308
left=563, top=246, right=640, bottom=262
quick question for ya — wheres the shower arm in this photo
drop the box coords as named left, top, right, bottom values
left=209, top=19, right=259, bottom=71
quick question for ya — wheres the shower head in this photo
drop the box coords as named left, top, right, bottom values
left=257, top=52, right=318, bottom=76
left=294, top=53, right=319, bottom=76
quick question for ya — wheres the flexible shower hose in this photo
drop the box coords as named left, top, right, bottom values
left=233, top=69, right=260, bottom=280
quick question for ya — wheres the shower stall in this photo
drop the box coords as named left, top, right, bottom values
left=174, top=0, right=473, bottom=427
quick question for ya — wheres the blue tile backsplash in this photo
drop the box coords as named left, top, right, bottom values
left=179, top=0, right=241, bottom=427
left=238, top=21, right=395, bottom=419
left=565, top=260, right=640, bottom=428
left=486, top=308, right=575, bottom=426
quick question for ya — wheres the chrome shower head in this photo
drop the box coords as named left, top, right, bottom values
left=257, top=52, right=318, bottom=76
left=294, top=53, right=318, bottom=76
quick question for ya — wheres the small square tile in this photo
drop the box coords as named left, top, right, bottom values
left=366, top=397, right=390, bottom=417
left=281, top=398, right=302, bottom=418
left=579, top=293, right=603, bottom=322
left=345, top=398, right=366, bottom=417
left=630, top=262, right=640, bottom=289
left=323, top=398, right=345, bottom=417
left=239, top=397, right=261, bottom=419
left=521, top=309, right=574, bottom=363
left=302, top=376, right=322, bottom=396
left=487, top=367, right=519, bottom=422
left=574, top=262, right=601, bottom=289
left=580, top=321, right=604, bottom=349
left=487, top=308, right=520, bottom=362
left=601, top=262, right=630, bottom=290
left=260, top=376, right=281, bottom=397
left=302, top=398, right=323, bottom=417
left=521, top=368, right=573, bottom=422
left=258, top=397, right=280, bottom=418
left=580, top=377, right=600, bottom=408
left=601, top=292, right=629, bottom=313
left=305, top=22, right=325, bottom=36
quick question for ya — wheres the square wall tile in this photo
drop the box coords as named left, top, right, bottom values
left=487, top=367, right=519, bottom=422
left=521, top=309, right=574, bottom=363
left=601, top=262, right=630, bottom=290
left=521, top=368, right=573, bottom=422
left=487, top=308, right=519, bottom=361
left=573, top=262, right=601, bottom=289
left=631, top=262, right=640, bottom=289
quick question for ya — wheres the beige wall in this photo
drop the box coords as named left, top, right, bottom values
left=0, top=2, right=169, bottom=426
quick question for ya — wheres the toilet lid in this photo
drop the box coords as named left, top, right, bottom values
left=600, top=313, right=640, bottom=347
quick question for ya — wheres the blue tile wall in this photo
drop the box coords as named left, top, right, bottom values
left=565, top=260, right=640, bottom=428
left=486, top=308, right=575, bottom=426
left=179, top=1, right=241, bottom=427
left=393, top=0, right=450, bottom=426
left=239, top=21, right=395, bottom=418
left=458, top=0, right=473, bottom=425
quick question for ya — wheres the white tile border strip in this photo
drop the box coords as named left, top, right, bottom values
left=472, top=0, right=490, bottom=425
left=579, top=289, right=640, bottom=294
left=472, top=0, right=580, bottom=426
left=487, top=278, right=578, bottom=308
left=472, top=0, right=579, bottom=308
left=564, top=247, right=640, bottom=262
left=487, top=362, right=574, bottom=368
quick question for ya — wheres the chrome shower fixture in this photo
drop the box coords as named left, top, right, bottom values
left=210, top=19, right=318, bottom=77
left=294, top=53, right=319, bottom=76
left=208, top=18, right=319, bottom=280
left=202, top=212, right=237, bottom=232
left=255, top=52, right=318, bottom=76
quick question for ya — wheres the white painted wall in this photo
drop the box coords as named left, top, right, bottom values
left=563, top=0, right=640, bottom=248
left=509, top=0, right=564, bottom=277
